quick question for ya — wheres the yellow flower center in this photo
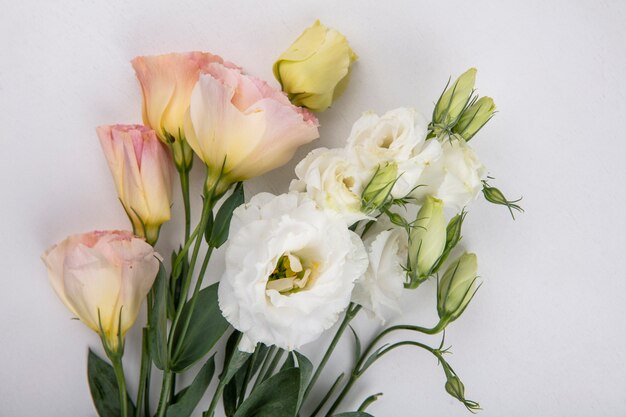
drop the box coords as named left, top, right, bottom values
left=266, top=252, right=316, bottom=295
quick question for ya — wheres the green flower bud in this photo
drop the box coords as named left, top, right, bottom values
left=482, top=181, right=524, bottom=219
left=445, top=375, right=480, bottom=412
left=361, top=162, right=398, bottom=212
left=452, top=96, right=496, bottom=141
left=433, top=68, right=477, bottom=128
left=409, top=196, right=446, bottom=281
left=437, top=253, right=480, bottom=322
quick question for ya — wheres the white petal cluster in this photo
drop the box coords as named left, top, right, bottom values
left=415, top=137, right=488, bottom=211
left=290, top=148, right=369, bottom=225
left=346, top=108, right=441, bottom=198
left=352, top=222, right=408, bottom=323
left=218, top=193, right=368, bottom=352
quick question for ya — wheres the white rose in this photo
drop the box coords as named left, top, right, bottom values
left=290, top=148, right=369, bottom=225
left=352, top=222, right=408, bottom=323
left=415, top=137, right=488, bottom=211
left=346, top=107, right=442, bottom=198
left=218, top=193, right=368, bottom=352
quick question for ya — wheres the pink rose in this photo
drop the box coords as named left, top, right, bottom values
left=184, top=61, right=319, bottom=194
left=42, top=231, right=161, bottom=351
left=97, top=125, right=173, bottom=245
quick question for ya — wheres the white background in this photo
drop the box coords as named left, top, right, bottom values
left=1, top=0, right=625, bottom=416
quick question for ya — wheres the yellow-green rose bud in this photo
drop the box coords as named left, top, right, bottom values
left=437, top=252, right=480, bottom=323
left=409, top=196, right=446, bottom=281
left=361, top=162, right=398, bottom=212
left=433, top=68, right=477, bottom=128
left=452, top=96, right=496, bottom=141
left=273, top=20, right=357, bottom=112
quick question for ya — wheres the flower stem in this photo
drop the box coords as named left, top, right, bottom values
left=110, top=354, right=129, bottom=417
left=155, top=371, right=174, bottom=417
left=179, top=167, right=192, bottom=242
left=301, top=303, right=361, bottom=410
left=324, top=322, right=444, bottom=416
left=135, top=328, right=151, bottom=417
left=204, top=332, right=243, bottom=417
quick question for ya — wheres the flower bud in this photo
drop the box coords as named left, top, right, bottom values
left=273, top=20, right=357, bottom=112
left=98, top=125, right=173, bottom=245
left=445, top=375, right=480, bottom=411
left=437, top=252, right=480, bottom=323
left=433, top=68, right=476, bottom=128
left=452, top=96, right=496, bottom=141
left=42, top=231, right=161, bottom=351
left=409, top=196, right=446, bottom=281
left=361, top=162, right=398, bottom=212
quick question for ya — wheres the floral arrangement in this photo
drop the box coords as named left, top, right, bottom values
left=42, top=20, right=521, bottom=417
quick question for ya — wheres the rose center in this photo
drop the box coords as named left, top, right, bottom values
left=266, top=252, right=315, bottom=295
left=380, top=135, right=394, bottom=149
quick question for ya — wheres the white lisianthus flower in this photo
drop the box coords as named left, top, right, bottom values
left=415, top=137, right=488, bottom=211
left=290, top=148, right=369, bottom=225
left=352, top=223, right=408, bottom=323
left=346, top=107, right=442, bottom=198
left=218, top=193, right=368, bottom=352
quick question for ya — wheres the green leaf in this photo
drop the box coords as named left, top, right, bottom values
left=203, top=208, right=215, bottom=244
left=293, top=351, right=313, bottom=409
left=148, top=262, right=168, bottom=370
left=209, top=182, right=244, bottom=248
left=87, top=349, right=135, bottom=417
left=332, top=413, right=375, bottom=417
left=166, top=356, right=216, bottom=417
left=233, top=368, right=300, bottom=417
left=171, top=283, right=229, bottom=372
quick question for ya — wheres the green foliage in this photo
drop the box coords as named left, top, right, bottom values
left=166, top=356, right=215, bottom=417
left=233, top=368, right=301, bottom=417
left=171, top=283, right=229, bottom=372
left=208, top=182, right=244, bottom=248
left=87, top=349, right=135, bottom=417
left=148, top=262, right=168, bottom=370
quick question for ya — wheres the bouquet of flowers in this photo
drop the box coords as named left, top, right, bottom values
left=42, top=20, right=521, bottom=417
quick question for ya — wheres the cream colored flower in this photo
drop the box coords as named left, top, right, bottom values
left=346, top=108, right=442, bottom=198
left=290, top=148, right=369, bottom=225
left=352, top=223, right=408, bottom=323
left=42, top=231, right=161, bottom=351
left=273, top=20, right=357, bottom=112
left=415, top=137, right=488, bottom=211
left=184, top=64, right=319, bottom=195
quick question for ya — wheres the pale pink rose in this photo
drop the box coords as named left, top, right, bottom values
left=184, top=62, right=319, bottom=192
left=42, top=231, right=161, bottom=351
left=97, top=125, right=173, bottom=245
left=131, top=52, right=233, bottom=143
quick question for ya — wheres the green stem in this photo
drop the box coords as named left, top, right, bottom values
left=172, top=245, right=214, bottom=357
left=110, top=354, right=129, bottom=417
left=301, top=304, right=361, bottom=409
left=204, top=333, right=243, bottom=417
left=325, top=325, right=443, bottom=416
left=135, top=328, right=150, bottom=417
left=252, top=346, right=276, bottom=391
left=155, top=371, right=174, bottom=417
left=167, top=192, right=215, bottom=356
left=179, top=167, right=192, bottom=242
left=237, top=344, right=261, bottom=407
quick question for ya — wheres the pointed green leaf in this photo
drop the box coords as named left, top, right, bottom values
left=166, top=356, right=215, bottom=417
left=171, top=283, right=229, bottom=372
left=234, top=368, right=300, bottom=417
left=87, top=349, right=135, bottom=417
left=148, top=262, right=168, bottom=370
left=209, top=182, right=244, bottom=248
